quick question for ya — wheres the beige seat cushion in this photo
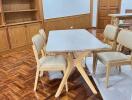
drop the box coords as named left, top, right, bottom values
left=39, top=55, right=66, bottom=69
left=97, top=52, right=128, bottom=63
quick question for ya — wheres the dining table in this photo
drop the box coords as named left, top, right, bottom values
left=46, top=29, right=109, bottom=97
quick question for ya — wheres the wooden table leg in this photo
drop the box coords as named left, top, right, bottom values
left=55, top=53, right=73, bottom=98
left=76, top=64, right=97, bottom=94
left=75, top=52, right=97, bottom=94
left=55, top=52, right=97, bottom=97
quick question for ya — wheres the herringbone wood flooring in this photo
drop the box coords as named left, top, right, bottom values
left=0, top=30, right=103, bottom=100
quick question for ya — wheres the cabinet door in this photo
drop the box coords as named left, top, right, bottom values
left=26, top=22, right=41, bottom=44
left=0, top=28, right=9, bottom=52
left=8, top=25, right=27, bottom=48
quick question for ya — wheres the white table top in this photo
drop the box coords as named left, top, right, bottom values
left=46, top=29, right=107, bottom=52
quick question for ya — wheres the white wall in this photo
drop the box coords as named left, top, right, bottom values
left=120, top=0, right=132, bottom=13
left=43, top=0, right=90, bottom=19
left=92, top=0, right=98, bottom=27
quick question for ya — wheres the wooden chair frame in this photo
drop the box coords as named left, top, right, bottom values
left=93, top=30, right=132, bottom=87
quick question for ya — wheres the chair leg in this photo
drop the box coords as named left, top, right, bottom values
left=34, top=69, right=40, bottom=91
left=93, top=52, right=98, bottom=74
left=105, top=64, right=111, bottom=88
left=63, top=70, right=68, bottom=92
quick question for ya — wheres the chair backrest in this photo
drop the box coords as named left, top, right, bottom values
left=39, top=29, right=46, bottom=42
left=103, top=24, right=118, bottom=41
left=32, top=34, right=45, bottom=62
left=103, top=24, right=119, bottom=50
left=117, top=29, right=132, bottom=50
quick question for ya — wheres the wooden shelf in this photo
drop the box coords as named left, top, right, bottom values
left=6, top=20, right=42, bottom=26
left=0, top=0, right=43, bottom=52
left=4, top=9, right=38, bottom=13
left=4, top=12, right=38, bottom=24
left=2, top=0, right=36, bottom=11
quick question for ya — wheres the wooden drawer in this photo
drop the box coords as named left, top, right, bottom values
left=26, top=22, right=41, bottom=44
left=8, top=25, right=27, bottom=48
left=0, top=28, right=9, bottom=52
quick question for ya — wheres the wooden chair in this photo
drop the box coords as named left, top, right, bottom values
left=39, top=29, right=47, bottom=56
left=39, top=29, right=47, bottom=42
left=93, top=29, right=132, bottom=87
left=32, top=34, right=68, bottom=91
left=93, top=24, right=119, bottom=74
left=39, top=29, right=64, bottom=57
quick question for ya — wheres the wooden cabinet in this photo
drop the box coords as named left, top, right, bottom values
left=2, top=0, right=39, bottom=25
left=8, top=22, right=42, bottom=49
left=26, top=22, right=41, bottom=44
left=0, top=0, right=43, bottom=52
left=0, top=28, right=9, bottom=52
left=8, top=25, right=27, bottom=48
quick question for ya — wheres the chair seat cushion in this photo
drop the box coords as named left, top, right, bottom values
left=39, top=55, right=66, bottom=69
left=97, top=52, right=128, bottom=63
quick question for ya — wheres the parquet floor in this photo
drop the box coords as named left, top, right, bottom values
left=0, top=29, right=103, bottom=100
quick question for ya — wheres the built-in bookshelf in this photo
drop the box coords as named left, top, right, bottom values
left=0, top=0, right=43, bottom=52
left=2, top=0, right=36, bottom=11
left=2, top=0, right=40, bottom=25
left=4, top=12, right=37, bottom=24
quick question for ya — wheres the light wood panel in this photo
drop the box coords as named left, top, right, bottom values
left=0, top=28, right=9, bottom=52
left=26, top=22, right=42, bottom=44
left=8, top=25, right=27, bottom=49
left=97, top=0, right=121, bottom=28
left=44, top=14, right=91, bottom=33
